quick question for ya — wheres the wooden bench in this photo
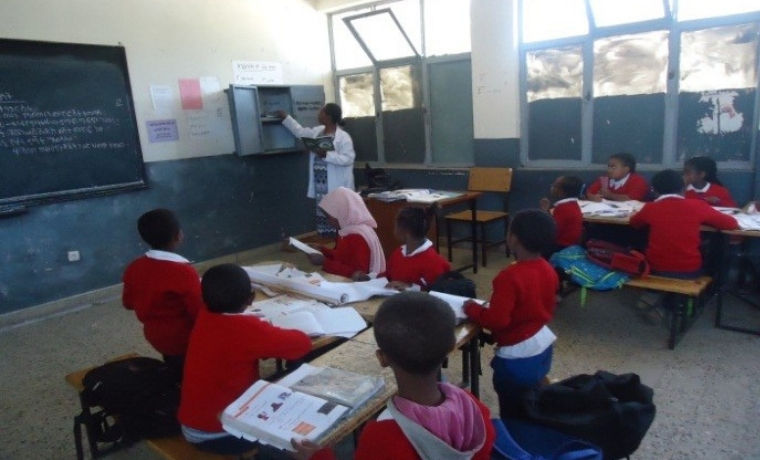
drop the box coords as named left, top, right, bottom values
left=625, top=275, right=712, bottom=349
left=65, top=354, right=256, bottom=460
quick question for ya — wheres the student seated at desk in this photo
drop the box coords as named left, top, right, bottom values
left=122, top=208, right=204, bottom=382
left=540, top=175, right=584, bottom=256
left=585, top=152, right=649, bottom=202
left=464, top=210, right=559, bottom=419
left=179, top=264, right=312, bottom=455
left=292, top=291, right=495, bottom=460
left=682, top=156, right=737, bottom=208
left=629, top=169, right=739, bottom=324
left=381, top=205, right=451, bottom=291
left=306, top=187, right=386, bottom=280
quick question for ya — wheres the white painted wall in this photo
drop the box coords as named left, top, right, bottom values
left=0, top=0, right=333, bottom=162
left=471, top=0, right=520, bottom=139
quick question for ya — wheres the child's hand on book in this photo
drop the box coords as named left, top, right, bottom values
left=385, top=280, right=411, bottom=291
left=307, top=252, right=325, bottom=266
left=289, top=438, right=322, bottom=460
left=351, top=271, right=370, bottom=282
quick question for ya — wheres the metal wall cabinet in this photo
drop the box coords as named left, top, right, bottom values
left=227, top=84, right=325, bottom=156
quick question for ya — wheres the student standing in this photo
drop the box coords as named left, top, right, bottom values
left=122, top=208, right=204, bottom=381
left=464, top=210, right=559, bottom=418
left=682, top=156, right=737, bottom=207
left=306, top=187, right=386, bottom=280
left=382, top=206, right=451, bottom=291
left=179, top=264, right=312, bottom=455
left=586, top=152, right=649, bottom=202
left=291, top=291, right=495, bottom=460
left=277, top=104, right=356, bottom=237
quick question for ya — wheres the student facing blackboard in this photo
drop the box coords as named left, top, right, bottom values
left=0, top=38, right=145, bottom=207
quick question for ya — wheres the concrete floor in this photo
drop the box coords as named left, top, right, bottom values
left=1, top=246, right=759, bottom=460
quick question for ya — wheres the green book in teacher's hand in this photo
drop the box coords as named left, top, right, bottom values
left=301, top=136, right=335, bottom=151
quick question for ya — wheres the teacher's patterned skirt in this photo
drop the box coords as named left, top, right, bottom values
left=313, top=158, right=335, bottom=237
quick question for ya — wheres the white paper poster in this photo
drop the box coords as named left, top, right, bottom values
left=150, top=84, right=174, bottom=113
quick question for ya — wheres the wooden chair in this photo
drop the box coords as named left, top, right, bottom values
left=445, top=167, right=513, bottom=267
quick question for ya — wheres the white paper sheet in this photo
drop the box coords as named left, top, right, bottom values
left=289, top=237, right=322, bottom=255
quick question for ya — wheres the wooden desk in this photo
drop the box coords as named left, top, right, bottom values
left=365, top=191, right=482, bottom=273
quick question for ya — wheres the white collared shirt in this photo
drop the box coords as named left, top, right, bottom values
left=145, top=249, right=190, bottom=263
left=495, top=325, right=557, bottom=359
left=686, top=183, right=711, bottom=193
left=609, top=173, right=631, bottom=190
left=654, top=193, right=684, bottom=202
left=401, top=239, right=433, bottom=257
left=554, top=197, right=579, bottom=206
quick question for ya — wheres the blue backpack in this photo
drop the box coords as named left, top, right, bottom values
left=549, top=246, right=629, bottom=304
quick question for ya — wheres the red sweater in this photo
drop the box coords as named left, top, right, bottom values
left=178, top=309, right=312, bottom=432
left=552, top=199, right=583, bottom=247
left=684, top=183, right=737, bottom=208
left=122, top=256, right=204, bottom=356
left=311, top=391, right=495, bottom=460
left=464, top=259, right=558, bottom=346
left=383, top=245, right=451, bottom=289
left=321, top=234, right=371, bottom=278
left=629, top=196, right=739, bottom=272
left=587, top=173, right=649, bottom=201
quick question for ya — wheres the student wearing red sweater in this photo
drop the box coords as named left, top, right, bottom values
left=586, top=152, right=649, bottom=202
left=381, top=205, right=451, bottom=291
left=179, top=264, right=312, bottom=455
left=464, top=210, right=559, bottom=418
left=630, top=169, right=738, bottom=324
left=292, top=291, right=495, bottom=460
left=540, top=175, right=584, bottom=254
left=682, top=156, right=737, bottom=208
left=305, top=187, right=386, bottom=280
left=122, top=208, right=204, bottom=381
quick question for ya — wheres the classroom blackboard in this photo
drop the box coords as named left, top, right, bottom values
left=0, top=39, right=145, bottom=207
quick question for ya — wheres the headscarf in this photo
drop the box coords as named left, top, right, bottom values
left=319, top=187, right=386, bottom=274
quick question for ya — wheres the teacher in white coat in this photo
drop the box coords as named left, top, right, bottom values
left=276, top=103, right=355, bottom=237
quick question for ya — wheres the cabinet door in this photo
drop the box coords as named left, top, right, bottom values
left=228, top=85, right=264, bottom=156
left=290, top=85, right=325, bottom=128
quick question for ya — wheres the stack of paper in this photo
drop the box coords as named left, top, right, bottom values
left=578, top=200, right=644, bottom=218
left=428, top=291, right=486, bottom=324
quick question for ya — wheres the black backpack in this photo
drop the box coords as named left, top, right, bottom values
left=429, top=271, right=476, bottom=297
left=521, top=371, right=656, bottom=460
left=82, top=357, right=182, bottom=444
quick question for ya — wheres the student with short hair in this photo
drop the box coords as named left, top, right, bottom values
left=306, top=187, right=386, bottom=280
left=292, top=291, right=495, bottom=460
left=540, top=175, right=584, bottom=254
left=586, top=152, right=649, bottom=202
left=178, top=263, right=312, bottom=455
left=464, top=210, right=559, bottom=418
left=683, top=156, right=737, bottom=207
left=382, top=205, right=451, bottom=291
left=122, top=208, right=204, bottom=381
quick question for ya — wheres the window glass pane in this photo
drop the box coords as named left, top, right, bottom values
left=388, top=0, right=422, bottom=55
left=339, top=73, right=375, bottom=117
left=677, top=24, right=758, bottom=162
left=332, top=9, right=373, bottom=70
left=678, top=0, right=760, bottom=21
left=381, top=65, right=425, bottom=163
left=526, top=46, right=583, bottom=161
left=523, top=0, right=589, bottom=43
left=380, top=66, right=418, bottom=111
left=347, top=7, right=418, bottom=62
left=424, top=0, right=471, bottom=56
left=592, top=32, right=668, bottom=164
left=339, top=73, right=378, bottom=162
left=589, top=0, right=665, bottom=27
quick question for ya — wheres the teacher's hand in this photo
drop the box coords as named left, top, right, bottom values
left=313, top=148, right=327, bottom=159
left=274, top=110, right=288, bottom=120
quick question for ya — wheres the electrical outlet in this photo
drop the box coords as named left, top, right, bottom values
left=67, top=250, right=80, bottom=262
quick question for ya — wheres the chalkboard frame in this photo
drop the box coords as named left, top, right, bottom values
left=0, top=38, right=146, bottom=207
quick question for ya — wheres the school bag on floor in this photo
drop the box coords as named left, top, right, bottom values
left=82, top=357, right=181, bottom=444
left=549, top=245, right=629, bottom=304
left=520, top=371, right=656, bottom=460
left=491, top=417, right=602, bottom=460
left=585, top=239, right=650, bottom=277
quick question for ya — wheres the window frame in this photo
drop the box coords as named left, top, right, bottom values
left=519, top=0, right=760, bottom=170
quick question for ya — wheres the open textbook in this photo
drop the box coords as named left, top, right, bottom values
left=244, top=264, right=398, bottom=305
left=247, top=295, right=367, bottom=338
left=221, top=379, right=348, bottom=452
left=428, top=291, right=486, bottom=324
left=279, top=364, right=385, bottom=410
left=366, top=188, right=463, bottom=203
left=714, top=206, right=760, bottom=231
left=301, top=136, right=335, bottom=151
left=578, top=200, right=645, bottom=218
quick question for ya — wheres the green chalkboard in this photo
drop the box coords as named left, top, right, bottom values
left=0, top=39, right=145, bottom=206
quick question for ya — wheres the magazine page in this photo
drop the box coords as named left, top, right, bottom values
left=281, top=364, right=385, bottom=409
left=428, top=291, right=486, bottom=323
left=222, top=380, right=348, bottom=452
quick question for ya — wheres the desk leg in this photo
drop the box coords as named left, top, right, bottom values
left=469, top=337, right=480, bottom=398
left=470, top=199, right=478, bottom=274
left=714, top=233, right=730, bottom=329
